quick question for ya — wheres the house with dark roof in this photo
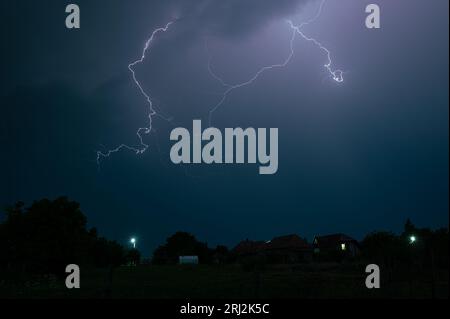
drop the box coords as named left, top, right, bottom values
left=232, top=239, right=265, bottom=257
left=264, top=234, right=313, bottom=263
left=313, top=233, right=360, bottom=260
left=233, top=234, right=313, bottom=264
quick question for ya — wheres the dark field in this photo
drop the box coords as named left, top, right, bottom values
left=1, top=263, right=448, bottom=299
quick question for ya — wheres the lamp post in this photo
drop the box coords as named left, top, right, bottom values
left=130, top=237, right=137, bottom=249
left=407, top=234, right=417, bottom=297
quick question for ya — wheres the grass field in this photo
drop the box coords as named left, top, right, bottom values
left=1, top=263, right=448, bottom=299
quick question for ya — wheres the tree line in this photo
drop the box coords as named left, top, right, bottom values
left=0, top=197, right=138, bottom=276
left=0, top=197, right=448, bottom=277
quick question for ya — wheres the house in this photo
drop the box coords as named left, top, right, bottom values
left=232, top=239, right=265, bottom=257
left=233, top=235, right=313, bottom=264
left=313, top=234, right=360, bottom=259
left=264, top=234, right=313, bottom=263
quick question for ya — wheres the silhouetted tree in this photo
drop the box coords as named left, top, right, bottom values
left=361, top=231, right=407, bottom=266
left=404, top=218, right=417, bottom=235
left=213, top=245, right=230, bottom=264
left=152, top=232, right=213, bottom=264
left=0, top=197, right=126, bottom=275
left=126, top=249, right=141, bottom=266
left=401, top=220, right=449, bottom=269
left=431, top=228, right=449, bottom=268
left=361, top=220, right=449, bottom=290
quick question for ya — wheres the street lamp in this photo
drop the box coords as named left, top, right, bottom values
left=409, top=235, right=416, bottom=244
left=130, top=237, right=137, bottom=249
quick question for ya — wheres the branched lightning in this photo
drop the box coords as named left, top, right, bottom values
left=206, top=29, right=297, bottom=125
left=97, top=0, right=343, bottom=164
left=207, top=0, right=343, bottom=124
left=96, top=21, right=174, bottom=164
left=288, top=0, right=344, bottom=83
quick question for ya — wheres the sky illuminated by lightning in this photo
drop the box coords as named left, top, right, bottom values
left=3, top=0, right=448, bottom=254
left=96, top=0, right=344, bottom=163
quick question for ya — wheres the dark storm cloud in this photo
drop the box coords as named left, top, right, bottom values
left=166, top=0, right=310, bottom=37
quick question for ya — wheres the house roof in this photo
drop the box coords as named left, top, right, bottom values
left=265, top=234, right=311, bottom=250
left=233, top=234, right=313, bottom=255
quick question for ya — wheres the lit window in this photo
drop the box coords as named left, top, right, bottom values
left=341, top=243, right=346, bottom=251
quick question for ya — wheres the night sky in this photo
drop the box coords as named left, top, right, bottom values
left=1, top=0, right=448, bottom=255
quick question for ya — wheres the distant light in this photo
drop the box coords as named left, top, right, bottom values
left=409, top=236, right=416, bottom=244
left=341, top=243, right=346, bottom=251
left=130, top=237, right=137, bottom=248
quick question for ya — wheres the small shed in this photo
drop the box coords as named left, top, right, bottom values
left=179, top=256, right=199, bottom=265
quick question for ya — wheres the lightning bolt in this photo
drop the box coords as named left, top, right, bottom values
left=206, top=29, right=297, bottom=125
left=96, top=21, right=174, bottom=164
left=97, top=0, right=343, bottom=163
left=288, top=0, right=344, bottom=83
left=207, top=0, right=343, bottom=124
